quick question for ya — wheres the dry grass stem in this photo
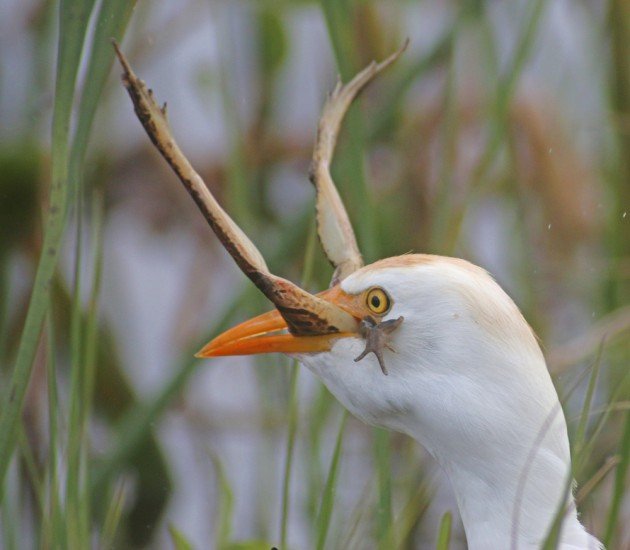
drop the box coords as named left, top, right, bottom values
left=310, top=40, right=407, bottom=284
left=112, top=41, right=357, bottom=335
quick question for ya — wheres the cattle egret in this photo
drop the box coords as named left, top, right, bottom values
left=114, top=42, right=603, bottom=549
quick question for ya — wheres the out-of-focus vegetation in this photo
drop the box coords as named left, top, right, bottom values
left=0, top=0, right=628, bottom=548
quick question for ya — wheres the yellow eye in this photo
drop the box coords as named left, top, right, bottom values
left=365, top=287, right=391, bottom=315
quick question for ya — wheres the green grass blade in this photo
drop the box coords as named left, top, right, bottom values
left=64, top=1, right=134, bottom=541
left=0, top=466, right=18, bottom=550
left=573, top=342, right=605, bottom=466
left=319, top=0, right=359, bottom=79
left=473, top=0, right=549, bottom=181
left=604, top=411, right=630, bottom=545
left=218, top=25, right=255, bottom=229
left=542, top=474, right=576, bottom=550
left=17, top=426, right=45, bottom=524
left=279, top=361, right=300, bottom=548
left=0, top=0, right=96, bottom=494
left=66, top=189, right=105, bottom=546
left=319, top=0, right=376, bottom=259
left=306, top=386, right=334, bottom=524
left=100, top=479, right=128, bottom=548
left=603, top=2, right=630, bottom=540
left=388, top=479, right=432, bottom=548
left=0, top=251, right=11, bottom=367
left=436, top=511, right=452, bottom=550
left=443, top=0, right=549, bottom=251
left=607, top=0, right=630, bottom=311
left=430, top=26, right=459, bottom=250
left=66, top=184, right=86, bottom=547
left=44, top=307, right=65, bottom=550
left=316, top=412, right=347, bottom=550
left=279, top=224, right=317, bottom=547
left=373, top=428, right=393, bottom=550
left=574, top=365, right=630, bottom=477
left=78, top=190, right=105, bottom=528
left=209, top=452, right=235, bottom=549
left=169, top=524, right=196, bottom=550
left=369, top=25, right=456, bottom=141
left=68, top=0, right=137, bottom=184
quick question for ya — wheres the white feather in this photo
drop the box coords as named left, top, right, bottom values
left=296, top=256, right=603, bottom=549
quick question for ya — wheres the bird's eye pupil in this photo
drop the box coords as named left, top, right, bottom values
left=366, top=288, right=391, bottom=315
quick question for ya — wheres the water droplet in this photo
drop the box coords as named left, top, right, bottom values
left=547, top=223, right=552, bottom=230
left=623, top=211, right=627, bottom=219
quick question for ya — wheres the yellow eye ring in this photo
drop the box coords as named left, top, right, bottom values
left=365, top=287, right=391, bottom=315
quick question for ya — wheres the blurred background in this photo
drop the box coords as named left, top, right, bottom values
left=0, top=0, right=628, bottom=548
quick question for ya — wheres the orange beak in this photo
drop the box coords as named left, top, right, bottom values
left=196, top=286, right=366, bottom=357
